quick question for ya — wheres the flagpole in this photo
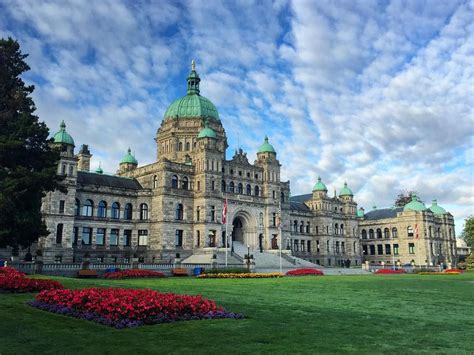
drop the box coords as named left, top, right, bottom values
left=279, top=201, right=282, bottom=274
left=224, top=196, right=228, bottom=268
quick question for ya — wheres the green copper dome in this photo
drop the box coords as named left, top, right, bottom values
left=120, top=148, right=138, bottom=165
left=403, top=194, right=427, bottom=212
left=357, top=208, right=365, bottom=218
left=163, top=61, right=220, bottom=122
left=257, top=136, right=276, bottom=154
left=53, top=121, right=75, bottom=146
left=429, top=200, right=447, bottom=215
left=95, top=164, right=103, bottom=174
left=197, top=122, right=217, bottom=139
left=312, top=176, right=328, bottom=192
left=339, top=182, right=353, bottom=196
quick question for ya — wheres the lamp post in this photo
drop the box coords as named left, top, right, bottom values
left=245, top=244, right=252, bottom=272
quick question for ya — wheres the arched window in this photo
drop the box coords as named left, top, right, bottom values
left=437, top=227, right=441, bottom=238
left=392, top=227, right=398, bottom=238
left=238, top=183, right=243, bottom=194
left=281, top=192, right=285, bottom=202
left=335, top=223, right=339, bottom=235
left=376, top=228, right=382, bottom=239
left=56, top=224, right=63, bottom=244
left=306, top=222, right=310, bottom=234
left=185, top=142, right=190, bottom=151
left=112, top=202, right=120, bottom=219
left=254, top=185, right=259, bottom=196
left=171, top=175, right=178, bottom=188
left=97, top=201, right=107, bottom=218
left=140, top=203, right=148, bottom=220
left=384, top=228, right=390, bottom=238
left=293, top=220, right=298, bottom=233
left=361, top=229, right=367, bottom=239
left=229, top=182, right=235, bottom=193
left=196, top=230, right=200, bottom=247
left=340, top=224, right=344, bottom=235
left=428, top=226, right=432, bottom=237
left=246, top=184, right=251, bottom=195
left=182, top=176, right=189, bottom=190
left=221, top=180, right=226, bottom=192
left=300, top=221, right=304, bottom=233
left=75, top=199, right=81, bottom=216
left=83, top=199, right=93, bottom=217
left=369, top=229, right=374, bottom=239
left=176, top=204, right=184, bottom=220
left=153, top=175, right=158, bottom=189
left=124, top=203, right=133, bottom=220
left=407, top=226, right=414, bottom=237
left=178, top=142, right=183, bottom=151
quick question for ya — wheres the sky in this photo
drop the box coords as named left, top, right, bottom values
left=1, top=0, right=473, bottom=235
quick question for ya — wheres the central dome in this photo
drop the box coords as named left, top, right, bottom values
left=163, top=60, right=220, bottom=122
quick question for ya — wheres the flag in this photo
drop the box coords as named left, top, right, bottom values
left=415, top=224, right=419, bottom=239
left=222, top=198, right=228, bottom=224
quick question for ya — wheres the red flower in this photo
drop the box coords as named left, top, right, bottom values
left=374, top=269, right=406, bottom=274
left=0, top=267, right=63, bottom=293
left=103, top=269, right=166, bottom=279
left=286, top=268, right=324, bottom=276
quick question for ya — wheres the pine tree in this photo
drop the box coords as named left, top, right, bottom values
left=0, top=38, right=62, bottom=248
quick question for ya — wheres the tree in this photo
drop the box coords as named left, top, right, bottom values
left=0, top=38, right=62, bottom=249
left=394, top=190, right=421, bottom=207
left=461, top=216, right=474, bottom=248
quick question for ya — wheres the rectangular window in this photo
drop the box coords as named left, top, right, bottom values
left=272, top=213, right=277, bottom=227
left=138, top=230, right=148, bottom=246
left=56, top=224, right=63, bottom=244
left=393, top=244, right=399, bottom=255
left=377, top=244, right=383, bottom=255
left=409, top=243, right=415, bottom=254
left=362, top=245, right=368, bottom=255
left=82, top=227, right=91, bottom=245
left=59, top=200, right=65, bottom=214
left=316, top=240, right=320, bottom=253
left=96, top=228, right=105, bottom=245
left=335, top=241, right=340, bottom=254
left=385, top=244, right=391, bottom=255
left=175, top=230, right=183, bottom=247
left=300, top=240, right=305, bottom=252
left=369, top=245, right=375, bottom=255
left=341, top=242, right=345, bottom=254
left=210, top=206, right=215, bottom=222
left=196, top=207, right=200, bottom=221
left=110, top=229, right=119, bottom=246
left=124, top=230, right=132, bottom=246
left=211, top=180, right=215, bottom=190
left=307, top=240, right=311, bottom=253
left=73, top=227, right=78, bottom=245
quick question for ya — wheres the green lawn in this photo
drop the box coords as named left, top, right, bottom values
left=1, top=273, right=473, bottom=354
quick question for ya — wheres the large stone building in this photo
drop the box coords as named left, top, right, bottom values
left=29, top=63, right=457, bottom=267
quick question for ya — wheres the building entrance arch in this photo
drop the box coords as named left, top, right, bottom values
left=231, top=210, right=257, bottom=248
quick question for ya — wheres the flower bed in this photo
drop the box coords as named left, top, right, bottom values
left=198, top=272, right=283, bottom=279
left=417, top=271, right=461, bottom=275
left=0, top=267, right=63, bottom=293
left=374, top=268, right=406, bottom=274
left=286, top=268, right=324, bottom=276
left=28, top=287, right=242, bottom=328
left=444, top=268, right=463, bottom=273
left=103, top=269, right=166, bottom=279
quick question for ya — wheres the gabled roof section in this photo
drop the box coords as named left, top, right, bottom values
left=290, top=201, right=311, bottom=212
left=364, top=207, right=403, bottom=220
left=289, top=194, right=312, bottom=204
left=77, top=171, right=142, bottom=190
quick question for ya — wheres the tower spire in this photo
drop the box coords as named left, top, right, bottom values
left=187, top=59, right=200, bottom=95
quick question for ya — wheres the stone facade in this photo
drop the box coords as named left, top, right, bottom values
left=7, top=64, right=456, bottom=266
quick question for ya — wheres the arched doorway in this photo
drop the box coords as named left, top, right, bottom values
left=232, top=218, right=244, bottom=243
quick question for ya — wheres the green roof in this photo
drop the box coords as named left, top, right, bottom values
left=163, top=61, right=220, bottom=122
left=429, top=199, right=447, bottom=215
left=403, top=194, right=427, bottom=212
left=257, top=136, right=276, bottom=153
left=53, top=121, right=75, bottom=146
left=339, top=182, right=353, bottom=196
left=95, top=165, right=103, bottom=174
left=312, top=176, right=328, bottom=192
left=120, top=148, right=138, bottom=165
left=197, top=122, right=217, bottom=139
left=357, top=208, right=365, bottom=218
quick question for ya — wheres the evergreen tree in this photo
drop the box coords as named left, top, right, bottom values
left=0, top=38, right=62, bottom=248
left=461, top=216, right=474, bottom=248
left=394, top=190, right=421, bottom=207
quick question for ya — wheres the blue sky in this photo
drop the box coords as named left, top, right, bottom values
left=1, top=0, right=473, bottom=234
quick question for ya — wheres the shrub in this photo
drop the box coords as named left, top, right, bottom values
left=374, top=269, right=406, bottom=274
left=103, top=269, right=165, bottom=279
left=286, top=268, right=324, bottom=276
left=0, top=267, right=63, bottom=293
left=28, top=287, right=243, bottom=328
left=202, top=268, right=249, bottom=275
left=198, top=272, right=283, bottom=279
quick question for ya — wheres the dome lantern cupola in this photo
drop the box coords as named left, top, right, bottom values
left=429, top=199, right=447, bottom=215
left=257, top=135, right=276, bottom=154
left=339, top=182, right=353, bottom=197
left=403, top=194, right=427, bottom=212
left=187, top=59, right=200, bottom=95
left=53, top=120, right=75, bottom=146
left=312, top=176, right=328, bottom=192
left=120, top=147, right=138, bottom=165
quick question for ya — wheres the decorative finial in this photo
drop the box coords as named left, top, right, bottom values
left=344, top=181, right=347, bottom=187
left=127, top=147, right=131, bottom=154
left=60, top=120, right=66, bottom=130
left=318, top=176, right=321, bottom=181
left=191, top=59, right=196, bottom=71
left=264, top=135, right=269, bottom=142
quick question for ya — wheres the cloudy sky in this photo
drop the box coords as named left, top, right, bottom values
left=1, top=0, right=473, bottom=234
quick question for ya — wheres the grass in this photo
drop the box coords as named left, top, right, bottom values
left=1, top=273, right=474, bottom=354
